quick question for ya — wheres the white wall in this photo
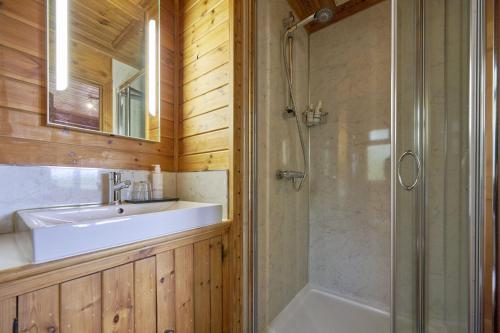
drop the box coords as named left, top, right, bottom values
left=256, top=0, right=310, bottom=330
left=0, top=166, right=228, bottom=233
left=308, top=0, right=391, bottom=310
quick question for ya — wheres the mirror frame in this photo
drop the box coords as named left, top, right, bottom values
left=45, top=0, right=161, bottom=142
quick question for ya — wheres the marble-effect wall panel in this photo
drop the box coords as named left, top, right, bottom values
left=176, top=171, right=228, bottom=220
left=308, top=1, right=391, bottom=310
left=256, top=0, right=310, bottom=330
left=0, top=165, right=176, bottom=233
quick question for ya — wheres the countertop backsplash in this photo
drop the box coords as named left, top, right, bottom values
left=0, top=165, right=228, bottom=234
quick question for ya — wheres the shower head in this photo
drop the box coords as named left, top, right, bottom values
left=314, top=8, right=333, bottom=23
left=285, top=7, right=333, bottom=34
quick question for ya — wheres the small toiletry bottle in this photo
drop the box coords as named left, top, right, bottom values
left=152, top=164, right=163, bottom=199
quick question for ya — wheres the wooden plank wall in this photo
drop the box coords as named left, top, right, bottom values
left=179, top=0, right=232, bottom=171
left=0, top=0, right=176, bottom=171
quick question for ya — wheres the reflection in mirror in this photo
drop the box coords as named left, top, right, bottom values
left=47, top=0, right=160, bottom=141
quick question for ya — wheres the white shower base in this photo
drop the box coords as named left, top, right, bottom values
left=267, top=285, right=390, bottom=333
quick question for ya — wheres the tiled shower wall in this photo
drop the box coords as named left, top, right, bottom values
left=256, top=0, right=310, bottom=330
left=308, top=0, right=391, bottom=310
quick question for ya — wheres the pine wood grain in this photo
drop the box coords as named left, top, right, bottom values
left=102, top=264, right=135, bottom=333
left=156, top=250, right=176, bottom=333
left=60, top=273, right=102, bottom=333
left=175, top=245, right=194, bottom=333
left=210, top=236, right=223, bottom=333
left=194, top=239, right=211, bottom=333
left=0, top=297, right=16, bottom=333
left=179, top=0, right=231, bottom=171
left=178, top=150, right=229, bottom=172
left=18, top=285, right=60, bottom=333
left=134, top=257, right=157, bottom=333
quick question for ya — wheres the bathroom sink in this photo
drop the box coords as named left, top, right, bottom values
left=14, top=201, right=222, bottom=263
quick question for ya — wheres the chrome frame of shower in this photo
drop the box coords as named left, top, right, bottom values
left=391, top=0, right=485, bottom=331
left=492, top=1, right=500, bottom=330
left=390, top=0, right=397, bottom=330
left=469, top=0, right=486, bottom=331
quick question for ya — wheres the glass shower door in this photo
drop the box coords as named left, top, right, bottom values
left=393, top=0, right=472, bottom=332
left=422, top=0, right=470, bottom=331
left=393, top=0, right=420, bottom=331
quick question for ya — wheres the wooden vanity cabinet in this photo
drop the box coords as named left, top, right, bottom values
left=0, top=227, right=229, bottom=333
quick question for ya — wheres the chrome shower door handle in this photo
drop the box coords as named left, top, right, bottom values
left=397, top=150, right=421, bottom=191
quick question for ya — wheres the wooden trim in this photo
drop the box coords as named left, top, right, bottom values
left=228, top=0, right=247, bottom=331
left=0, top=222, right=230, bottom=301
left=246, top=0, right=255, bottom=331
left=174, top=0, right=181, bottom=172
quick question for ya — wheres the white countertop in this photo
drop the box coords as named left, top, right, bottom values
left=0, top=233, right=29, bottom=271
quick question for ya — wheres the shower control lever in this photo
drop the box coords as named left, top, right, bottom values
left=276, top=170, right=305, bottom=180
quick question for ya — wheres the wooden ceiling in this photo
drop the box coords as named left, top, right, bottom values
left=286, top=0, right=385, bottom=33
left=66, top=0, right=156, bottom=68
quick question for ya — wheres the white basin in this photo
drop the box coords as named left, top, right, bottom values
left=14, top=201, right=222, bottom=263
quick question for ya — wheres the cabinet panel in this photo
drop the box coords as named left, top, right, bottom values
left=134, top=257, right=157, bottom=333
left=1, top=228, right=228, bottom=333
left=175, top=244, right=194, bottom=333
left=60, top=273, right=101, bottom=333
left=0, top=297, right=16, bottom=333
left=194, top=240, right=211, bottom=333
left=18, top=285, right=60, bottom=333
left=157, top=250, right=176, bottom=333
left=210, top=236, right=223, bottom=333
left=102, top=263, right=134, bottom=333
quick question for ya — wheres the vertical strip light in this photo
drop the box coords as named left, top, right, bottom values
left=148, top=19, right=157, bottom=116
left=56, top=0, right=68, bottom=91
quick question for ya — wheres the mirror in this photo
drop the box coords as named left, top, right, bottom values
left=47, top=0, right=160, bottom=141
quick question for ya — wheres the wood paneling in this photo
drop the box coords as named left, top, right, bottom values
left=60, top=273, right=102, bottom=333
left=102, top=264, right=135, bottom=332
left=0, top=0, right=176, bottom=170
left=18, top=285, right=60, bottom=333
left=209, top=236, right=223, bottom=333
left=228, top=0, right=249, bottom=331
left=0, top=230, right=229, bottom=333
left=0, top=297, right=16, bottom=333
left=286, top=0, right=386, bottom=33
left=194, top=240, right=211, bottom=333
left=156, top=250, right=176, bottom=333
left=175, top=244, right=194, bottom=333
left=134, top=257, right=157, bottom=333
left=179, top=150, right=229, bottom=172
left=179, top=0, right=231, bottom=171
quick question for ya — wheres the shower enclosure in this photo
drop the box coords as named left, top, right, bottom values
left=117, top=73, right=146, bottom=138
left=254, top=0, right=485, bottom=332
left=392, top=0, right=483, bottom=331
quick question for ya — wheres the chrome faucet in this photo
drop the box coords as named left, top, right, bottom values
left=108, top=172, right=131, bottom=204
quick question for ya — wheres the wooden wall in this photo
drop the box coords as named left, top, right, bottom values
left=0, top=0, right=176, bottom=171
left=178, top=0, right=232, bottom=171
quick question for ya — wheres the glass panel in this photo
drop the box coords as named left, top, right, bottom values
left=423, top=0, right=470, bottom=331
left=393, top=0, right=419, bottom=331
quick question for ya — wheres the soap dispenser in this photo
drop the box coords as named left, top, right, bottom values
left=151, top=164, right=163, bottom=199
